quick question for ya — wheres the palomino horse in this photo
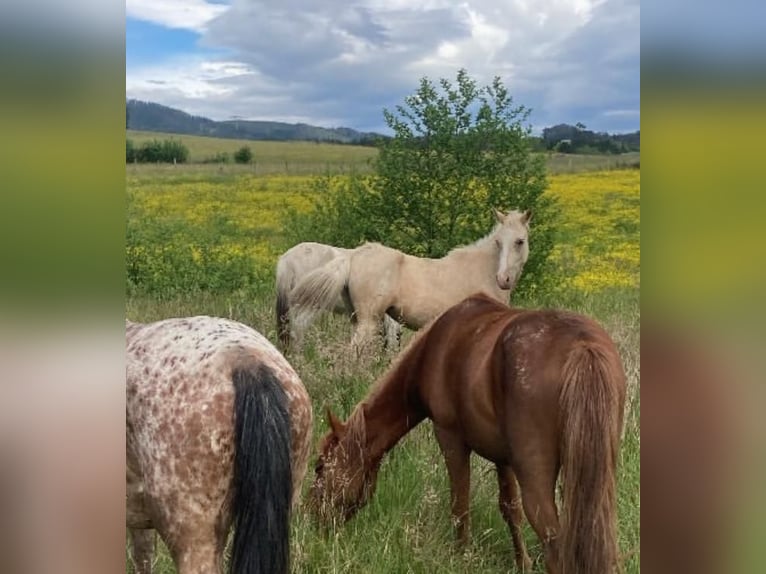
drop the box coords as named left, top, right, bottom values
left=311, top=294, right=626, bottom=574
left=289, top=209, right=531, bottom=351
left=126, top=316, right=313, bottom=574
left=275, top=241, right=402, bottom=351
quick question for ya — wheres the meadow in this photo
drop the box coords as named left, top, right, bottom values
left=126, top=140, right=640, bottom=573
left=128, top=129, right=638, bottom=176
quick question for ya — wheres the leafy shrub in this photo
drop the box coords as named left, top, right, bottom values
left=234, top=146, right=253, bottom=164
left=127, top=139, right=190, bottom=164
left=126, top=215, right=266, bottom=297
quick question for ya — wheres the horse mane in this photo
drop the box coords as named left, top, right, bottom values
left=357, top=320, right=437, bottom=412
left=339, top=320, right=437, bottom=474
left=445, top=222, right=503, bottom=257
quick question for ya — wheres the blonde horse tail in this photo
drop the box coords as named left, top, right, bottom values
left=289, top=254, right=351, bottom=331
left=559, top=341, right=625, bottom=574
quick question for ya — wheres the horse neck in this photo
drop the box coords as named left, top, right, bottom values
left=353, top=343, right=428, bottom=467
left=446, top=236, right=503, bottom=297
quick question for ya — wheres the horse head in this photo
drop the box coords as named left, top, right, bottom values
left=492, top=209, right=531, bottom=291
left=310, top=407, right=381, bottom=522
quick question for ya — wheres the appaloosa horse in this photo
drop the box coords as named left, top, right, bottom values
left=311, top=294, right=626, bottom=574
left=289, top=209, right=531, bottom=352
left=126, top=316, right=313, bottom=574
left=275, top=241, right=401, bottom=351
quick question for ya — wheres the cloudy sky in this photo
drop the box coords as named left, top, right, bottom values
left=126, top=0, right=640, bottom=134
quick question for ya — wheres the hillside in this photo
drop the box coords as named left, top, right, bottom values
left=126, top=100, right=385, bottom=145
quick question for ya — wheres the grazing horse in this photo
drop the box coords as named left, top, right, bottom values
left=126, top=316, right=313, bottom=574
left=275, top=241, right=402, bottom=351
left=289, top=209, right=531, bottom=352
left=310, top=294, right=626, bottom=574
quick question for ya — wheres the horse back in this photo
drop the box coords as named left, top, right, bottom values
left=277, top=242, right=349, bottom=287
left=491, top=307, right=625, bottom=446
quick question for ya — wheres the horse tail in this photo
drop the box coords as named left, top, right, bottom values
left=275, top=258, right=292, bottom=350
left=276, top=288, right=291, bottom=350
left=559, top=340, right=625, bottom=574
left=289, top=254, right=351, bottom=326
left=230, top=363, right=292, bottom=574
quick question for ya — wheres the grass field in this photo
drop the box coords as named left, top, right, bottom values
left=126, top=138, right=640, bottom=573
left=127, top=130, right=379, bottom=175
left=127, top=129, right=638, bottom=176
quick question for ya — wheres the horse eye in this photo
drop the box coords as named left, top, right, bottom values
left=515, top=238, right=525, bottom=246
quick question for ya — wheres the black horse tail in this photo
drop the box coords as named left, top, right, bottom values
left=276, top=286, right=291, bottom=351
left=230, top=364, right=292, bottom=574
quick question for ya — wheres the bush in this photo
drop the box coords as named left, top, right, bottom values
left=160, top=139, right=189, bottom=163
left=234, top=146, right=253, bottom=164
left=285, top=69, right=558, bottom=297
left=126, top=138, right=136, bottom=163
left=127, top=139, right=190, bottom=164
left=201, top=152, right=231, bottom=164
left=126, top=215, right=265, bottom=297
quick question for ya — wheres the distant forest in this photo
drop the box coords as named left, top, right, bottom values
left=127, top=100, right=639, bottom=153
left=532, top=123, right=639, bottom=154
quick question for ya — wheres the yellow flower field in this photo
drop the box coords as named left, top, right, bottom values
left=546, top=169, right=640, bottom=293
left=126, top=169, right=639, bottom=296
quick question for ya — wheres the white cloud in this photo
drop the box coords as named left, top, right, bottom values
left=126, top=0, right=639, bottom=132
left=127, top=58, right=253, bottom=99
left=126, top=57, right=348, bottom=125
left=603, top=109, right=640, bottom=117
left=127, top=0, right=229, bottom=32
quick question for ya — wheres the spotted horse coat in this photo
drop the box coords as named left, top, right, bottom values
left=126, top=316, right=313, bottom=574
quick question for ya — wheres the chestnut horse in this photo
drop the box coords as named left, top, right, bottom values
left=126, top=316, right=313, bottom=574
left=289, top=210, right=531, bottom=352
left=311, top=294, right=626, bottom=574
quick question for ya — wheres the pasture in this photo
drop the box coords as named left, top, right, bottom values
left=126, top=141, right=640, bottom=573
left=128, top=129, right=638, bottom=176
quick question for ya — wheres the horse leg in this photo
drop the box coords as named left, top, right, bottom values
left=496, top=465, right=533, bottom=572
left=382, top=315, right=402, bottom=352
left=129, top=528, right=155, bottom=574
left=173, top=539, right=224, bottom=574
left=434, top=425, right=472, bottom=546
left=289, top=307, right=315, bottom=351
left=514, top=467, right=560, bottom=574
left=351, top=313, right=381, bottom=356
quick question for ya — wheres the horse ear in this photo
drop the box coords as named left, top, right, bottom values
left=521, top=210, right=532, bottom=225
left=493, top=208, right=506, bottom=223
left=325, top=407, right=345, bottom=437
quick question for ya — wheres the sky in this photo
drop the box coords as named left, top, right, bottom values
left=126, top=0, right=640, bottom=134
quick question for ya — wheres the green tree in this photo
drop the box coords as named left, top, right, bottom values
left=234, top=146, right=253, bottom=164
left=286, top=69, right=557, bottom=297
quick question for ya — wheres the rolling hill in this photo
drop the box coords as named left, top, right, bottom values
left=126, top=100, right=386, bottom=145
